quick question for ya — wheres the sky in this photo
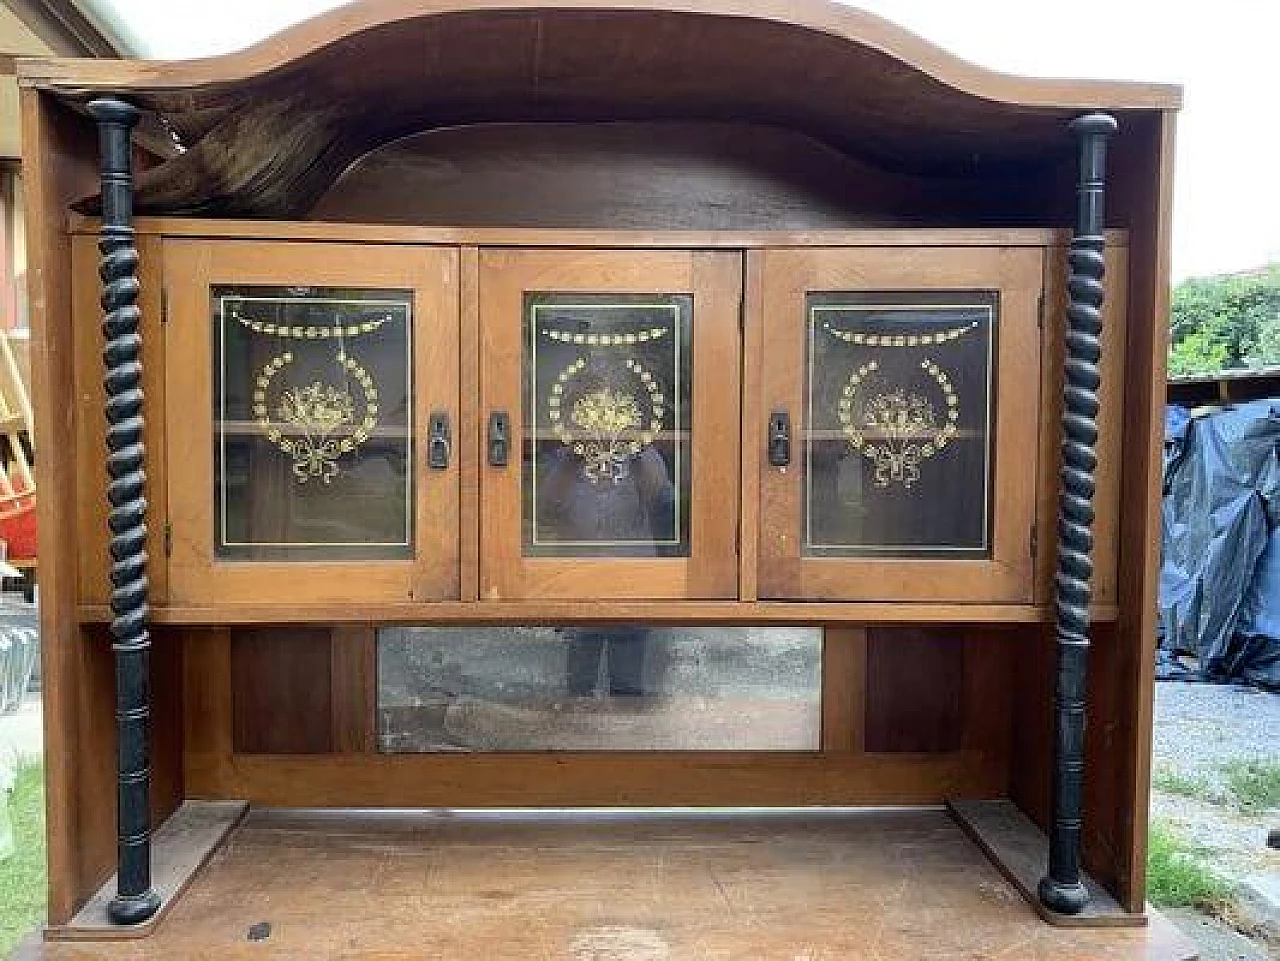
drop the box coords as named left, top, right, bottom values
left=85, top=0, right=1280, bottom=282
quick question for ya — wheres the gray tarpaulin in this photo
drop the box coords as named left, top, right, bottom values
left=1158, top=398, right=1280, bottom=688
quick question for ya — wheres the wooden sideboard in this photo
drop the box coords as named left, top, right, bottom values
left=18, top=0, right=1178, bottom=932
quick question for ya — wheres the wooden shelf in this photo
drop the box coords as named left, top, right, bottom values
left=69, top=217, right=1132, bottom=251
left=77, top=599, right=1120, bottom=627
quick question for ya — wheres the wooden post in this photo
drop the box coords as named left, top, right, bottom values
left=1038, top=111, right=1117, bottom=916
left=87, top=96, right=161, bottom=925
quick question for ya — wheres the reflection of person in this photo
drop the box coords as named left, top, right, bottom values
left=565, top=626, right=649, bottom=697
left=538, top=445, right=676, bottom=548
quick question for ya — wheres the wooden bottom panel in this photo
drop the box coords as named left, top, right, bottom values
left=47, top=801, right=248, bottom=942
left=186, top=750, right=1005, bottom=808
left=24, top=809, right=1195, bottom=961
left=950, top=799, right=1143, bottom=928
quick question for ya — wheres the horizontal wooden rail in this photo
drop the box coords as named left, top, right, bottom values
left=78, top=600, right=1121, bottom=626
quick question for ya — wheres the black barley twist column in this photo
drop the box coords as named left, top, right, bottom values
left=1037, top=112, right=1118, bottom=916
left=87, top=97, right=162, bottom=926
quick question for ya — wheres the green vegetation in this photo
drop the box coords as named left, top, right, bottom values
left=1146, top=820, right=1232, bottom=910
left=1168, top=263, right=1280, bottom=376
left=1151, top=766, right=1217, bottom=802
left=1221, top=759, right=1280, bottom=813
left=0, top=760, right=46, bottom=956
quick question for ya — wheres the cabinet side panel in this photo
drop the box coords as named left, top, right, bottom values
left=21, top=88, right=102, bottom=923
left=1100, top=109, right=1177, bottom=913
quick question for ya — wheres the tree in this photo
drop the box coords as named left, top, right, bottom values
left=1168, top=263, right=1280, bottom=376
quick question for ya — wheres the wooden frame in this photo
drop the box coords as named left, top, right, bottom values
left=478, top=248, right=741, bottom=600
left=757, top=247, right=1043, bottom=602
left=63, top=224, right=1128, bottom=625
left=179, top=623, right=1012, bottom=808
left=17, top=0, right=1181, bottom=926
left=162, top=239, right=461, bottom=605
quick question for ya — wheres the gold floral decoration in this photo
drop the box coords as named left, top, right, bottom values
left=253, top=351, right=380, bottom=484
left=548, top=357, right=664, bottom=484
left=838, top=358, right=960, bottom=489
left=279, top=383, right=355, bottom=435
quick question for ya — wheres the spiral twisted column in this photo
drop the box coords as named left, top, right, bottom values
left=88, top=97, right=161, bottom=926
left=1038, top=112, right=1118, bottom=916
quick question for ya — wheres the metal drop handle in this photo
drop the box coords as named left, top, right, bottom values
left=488, top=411, right=509, bottom=467
left=768, top=411, right=791, bottom=467
left=427, top=412, right=450, bottom=469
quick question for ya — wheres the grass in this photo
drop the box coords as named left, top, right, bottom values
left=1221, top=759, right=1280, bottom=813
left=0, top=758, right=46, bottom=956
left=1146, top=819, right=1232, bottom=911
left=1151, top=766, right=1217, bottom=802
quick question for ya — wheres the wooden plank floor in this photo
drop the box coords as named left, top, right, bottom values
left=26, top=809, right=1198, bottom=960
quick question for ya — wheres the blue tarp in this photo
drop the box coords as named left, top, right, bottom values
left=1158, top=398, right=1280, bottom=689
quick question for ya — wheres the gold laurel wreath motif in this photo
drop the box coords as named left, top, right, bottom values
left=252, top=351, right=380, bottom=484
left=837, top=358, right=959, bottom=489
left=548, top=357, right=665, bottom=484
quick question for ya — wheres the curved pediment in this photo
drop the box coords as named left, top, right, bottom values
left=19, top=0, right=1181, bottom=218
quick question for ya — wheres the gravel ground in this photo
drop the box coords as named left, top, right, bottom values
left=1153, top=682, right=1280, bottom=787
left=1152, top=681, right=1280, bottom=960
left=1162, top=908, right=1272, bottom=961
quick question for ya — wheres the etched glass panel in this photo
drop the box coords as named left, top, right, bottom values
left=377, top=625, right=821, bottom=752
left=804, top=292, right=996, bottom=557
left=523, top=294, right=692, bottom=557
left=213, top=286, right=413, bottom=560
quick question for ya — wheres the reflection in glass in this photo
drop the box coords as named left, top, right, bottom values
left=523, top=294, right=692, bottom=558
left=377, top=626, right=821, bottom=752
left=804, top=292, right=996, bottom=557
left=213, top=286, right=413, bottom=560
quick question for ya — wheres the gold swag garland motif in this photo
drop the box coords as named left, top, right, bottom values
left=541, top=326, right=669, bottom=347
left=235, top=301, right=395, bottom=485
left=821, top=319, right=978, bottom=347
left=231, top=304, right=392, bottom=339
left=548, top=357, right=665, bottom=484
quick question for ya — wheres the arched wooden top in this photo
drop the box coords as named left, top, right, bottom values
left=18, top=0, right=1182, bottom=218
left=18, top=0, right=1180, bottom=109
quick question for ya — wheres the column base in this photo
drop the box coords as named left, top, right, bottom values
left=107, top=889, right=161, bottom=925
left=1038, top=875, right=1090, bottom=915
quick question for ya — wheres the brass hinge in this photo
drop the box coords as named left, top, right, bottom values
left=1030, top=522, right=1039, bottom=559
left=160, top=287, right=169, bottom=324
left=1037, top=291, right=1045, bottom=331
left=163, top=521, right=172, bottom=558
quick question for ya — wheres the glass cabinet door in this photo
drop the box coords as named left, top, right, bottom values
left=757, top=247, right=1042, bottom=602
left=479, top=250, right=740, bottom=600
left=164, top=240, right=460, bottom=605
